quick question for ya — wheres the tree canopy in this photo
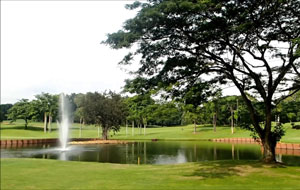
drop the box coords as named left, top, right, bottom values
left=0, top=104, right=13, bottom=122
left=7, top=99, right=36, bottom=129
left=104, top=0, right=300, bottom=162
left=76, top=91, right=127, bottom=140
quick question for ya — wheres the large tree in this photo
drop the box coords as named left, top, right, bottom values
left=104, top=0, right=300, bottom=162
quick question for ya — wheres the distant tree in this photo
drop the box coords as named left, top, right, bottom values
left=219, top=96, right=241, bottom=133
left=0, top=104, right=13, bottom=122
left=74, top=93, right=86, bottom=137
left=66, top=93, right=78, bottom=121
left=124, top=94, right=155, bottom=135
left=125, top=76, right=216, bottom=130
left=7, top=99, right=36, bottom=129
left=181, top=104, right=199, bottom=133
left=35, top=93, right=59, bottom=133
left=79, top=92, right=127, bottom=140
left=104, top=0, right=300, bottom=162
left=287, top=113, right=297, bottom=123
left=277, top=90, right=300, bottom=123
left=150, top=101, right=182, bottom=126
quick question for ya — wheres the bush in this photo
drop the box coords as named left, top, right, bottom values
left=292, top=125, right=300, bottom=129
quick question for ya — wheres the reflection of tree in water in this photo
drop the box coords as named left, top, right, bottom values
left=4, top=141, right=299, bottom=165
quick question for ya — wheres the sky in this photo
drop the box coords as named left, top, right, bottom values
left=1, top=0, right=239, bottom=104
left=1, top=1, right=139, bottom=104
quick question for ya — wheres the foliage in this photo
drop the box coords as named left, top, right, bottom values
left=0, top=104, right=13, bottom=122
left=6, top=99, right=37, bottom=129
left=73, top=93, right=85, bottom=123
left=77, top=91, right=127, bottom=140
left=149, top=101, right=182, bottom=126
left=34, top=93, right=59, bottom=121
left=65, top=93, right=78, bottom=121
left=124, top=93, right=183, bottom=127
left=104, top=0, right=300, bottom=162
left=124, top=94, right=155, bottom=126
left=181, top=104, right=199, bottom=125
left=277, top=91, right=300, bottom=123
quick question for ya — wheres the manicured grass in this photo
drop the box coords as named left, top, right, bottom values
left=1, top=120, right=300, bottom=143
left=0, top=120, right=101, bottom=139
left=1, top=158, right=300, bottom=190
left=281, top=122, right=300, bottom=143
left=113, top=124, right=252, bottom=140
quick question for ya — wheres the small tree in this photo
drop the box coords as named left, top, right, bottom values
left=7, top=99, right=36, bottom=129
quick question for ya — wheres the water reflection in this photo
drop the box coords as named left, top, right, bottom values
left=154, top=150, right=187, bottom=164
left=1, top=141, right=300, bottom=165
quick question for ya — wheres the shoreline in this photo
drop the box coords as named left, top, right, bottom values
left=1, top=137, right=300, bottom=148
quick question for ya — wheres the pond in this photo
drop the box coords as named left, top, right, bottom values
left=1, top=141, right=300, bottom=165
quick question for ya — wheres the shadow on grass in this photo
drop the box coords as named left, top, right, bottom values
left=184, top=161, right=263, bottom=179
left=200, top=124, right=213, bottom=128
left=198, top=128, right=214, bottom=132
left=0, top=125, right=58, bottom=132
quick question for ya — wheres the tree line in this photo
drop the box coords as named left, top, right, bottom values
left=1, top=90, right=300, bottom=139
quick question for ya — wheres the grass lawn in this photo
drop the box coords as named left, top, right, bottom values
left=1, top=158, right=300, bottom=190
left=1, top=120, right=300, bottom=143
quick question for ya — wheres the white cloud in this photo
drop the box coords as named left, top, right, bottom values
left=1, top=1, right=138, bottom=103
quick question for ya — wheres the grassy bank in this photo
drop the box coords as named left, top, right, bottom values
left=1, top=158, right=300, bottom=190
left=1, top=120, right=300, bottom=143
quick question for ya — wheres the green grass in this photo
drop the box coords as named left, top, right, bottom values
left=1, top=158, right=300, bottom=190
left=1, top=120, right=300, bottom=143
left=113, top=124, right=252, bottom=140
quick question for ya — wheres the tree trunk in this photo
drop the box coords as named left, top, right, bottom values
left=132, top=121, right=134, bottom=136
left=237, top=88, right=277, bottom=163
left=262, top=139, right=276, bottom=163
left=44, top=112, right=48, bottom=133
left=262, top=108, right=277, bottom=163
left=102, top=127, right=108, bottom=140
left=139, top=123, right=142, bottom=135
left=277, top=115, right=280, bottom=123
left=48, top=115, right=52, bottom=133
left=213, top=113, right=217, bottom=132
left=193, top=120, right=196, bottom=134
left=143, top=118, right=147, bottom=136
left=25, top=118, right=28, bottom=130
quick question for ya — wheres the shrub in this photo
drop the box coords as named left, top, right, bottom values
left=292, top=125, right=300, bottom=130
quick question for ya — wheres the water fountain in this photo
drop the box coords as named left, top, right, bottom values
left=58, top=93, right=70, bottom=151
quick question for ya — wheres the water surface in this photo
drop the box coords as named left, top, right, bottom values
left=1, top=141, right=299, bottom=165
